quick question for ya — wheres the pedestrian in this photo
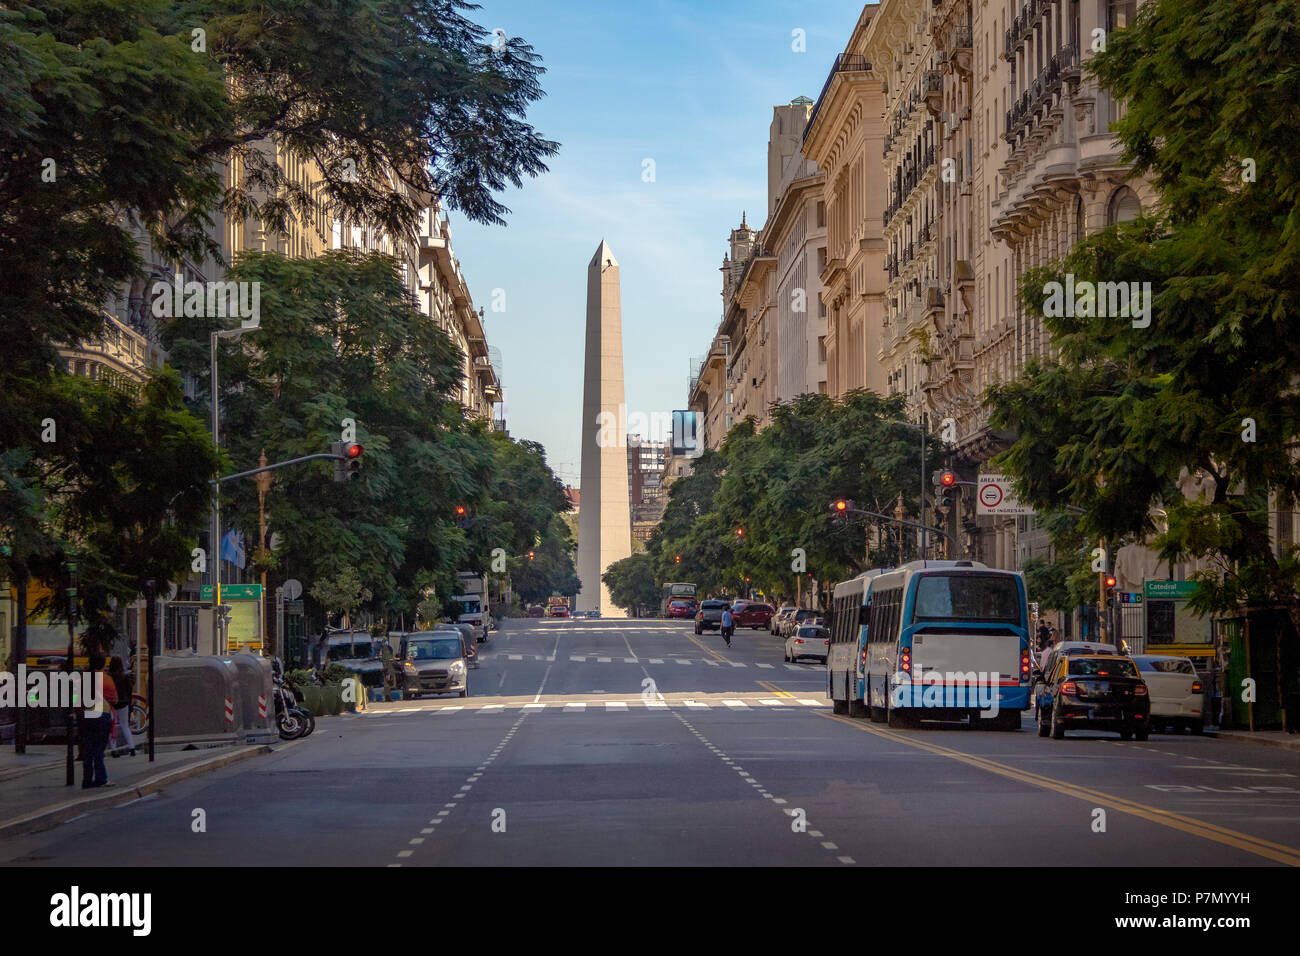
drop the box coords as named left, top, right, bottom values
left=720, top=607, right=734, bottom=647
left=107, top=656, right=137, bottom=757
left=1038, top=634, right=1056, bottom=673
left=81, top=654, right=117, bottom=789
left=1036, top=621, right=1051, bottom=650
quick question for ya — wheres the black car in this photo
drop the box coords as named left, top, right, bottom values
left=1036, top=654, right=1150, bottom=740
left=694, top=599, right=730, bottom=634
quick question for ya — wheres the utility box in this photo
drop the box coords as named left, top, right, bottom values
left=228, top=652, right=276, bottom=745
left=153, top=656, right=241, bottom=747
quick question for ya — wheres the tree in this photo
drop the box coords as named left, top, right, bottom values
left=310, top=565, right=372, bottom=629
left=986, top=0, right=1300, bottom=633
left=508, top=514, right=580, bottom=605
left=2, top=0, right=557, bottom=627
left=603, top=553, right=658, bottom=617
left=647, top=391, right=943, bottom=598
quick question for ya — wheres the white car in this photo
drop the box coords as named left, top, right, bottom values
left=785, top=625, right=830, bottom=663
left=770, top=606, right=796, bottom=635
left=1131, top=654, right=1205, bottom=734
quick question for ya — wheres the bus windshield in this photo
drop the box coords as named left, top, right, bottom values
left=911, top=573, right=1022, bottom=624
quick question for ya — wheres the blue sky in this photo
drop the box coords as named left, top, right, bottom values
left=449, top=0, right=869, bottom=486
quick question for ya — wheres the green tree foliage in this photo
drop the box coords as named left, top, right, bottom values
left=986, top=0, right=1300, bottom=626
left=602, top=552, right=658, bottom=616
left=508, top=514, right=580, bottom=605
left=1, top=0, right=556, bottom=628
left=163, top=250, right=573, bottom=625
left=648, top=392, right=943, bottom=600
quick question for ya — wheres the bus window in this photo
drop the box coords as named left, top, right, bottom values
left=911, top=574, right=1021, bottom=624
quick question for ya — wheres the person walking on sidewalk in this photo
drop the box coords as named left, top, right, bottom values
left=720, top=607, right=734, bottom=647
left=82, top=655, right=117, bottom=789
left=107, top=656, right=137, bottom=757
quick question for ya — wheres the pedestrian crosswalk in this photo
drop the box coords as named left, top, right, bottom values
left=361, top=697, right=829, bottom=716
left=487, top=653, right=820, bottom=671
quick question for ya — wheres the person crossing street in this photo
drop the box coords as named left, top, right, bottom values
left=720, top=607, right=734, bottom=647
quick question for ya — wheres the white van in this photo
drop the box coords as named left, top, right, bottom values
left=1131, top=655, right=1205, bottom=734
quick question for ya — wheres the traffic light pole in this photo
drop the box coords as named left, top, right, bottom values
left=833, top=506, right=960, bottom=557
left=209, top=453, right=345, bottom=485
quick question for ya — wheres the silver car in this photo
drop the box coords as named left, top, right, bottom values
left=399, top=632, right=470, bottom=698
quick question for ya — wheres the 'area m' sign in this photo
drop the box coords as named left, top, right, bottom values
left=976, top=474, right=1034, bottom=516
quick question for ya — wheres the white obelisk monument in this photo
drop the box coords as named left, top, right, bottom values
left=576, top=240, right=632, bottom=616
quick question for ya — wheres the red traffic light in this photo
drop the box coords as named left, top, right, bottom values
left=1104, top=575, right=1117, bottom=589
left=940, top=470, right=956, bottom=487
left=675, top=554, right=681, bottom=564
left=346, top=443, right=363, bottom=458
left=455, top=504, right=467, bottom=516
left=735, top=527, right=745, bottom=537
left=834, top=499, right=848, bottom=511
left=527, top=550, right=534, bottom=560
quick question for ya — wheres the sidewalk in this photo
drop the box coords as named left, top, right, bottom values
left=0, top=742, right=279, bottom=838
left=1209, top=728, right=1300, bottom=753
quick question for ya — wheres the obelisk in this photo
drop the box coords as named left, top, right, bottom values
left=576, top=240, right=632, bottom=616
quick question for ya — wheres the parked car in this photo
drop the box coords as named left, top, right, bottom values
left=1132, top=654, right=1204, bottom=734
left=731, top=601, right=774, bottom=629
left=666, top=598, right=698, bottom=619
left=770, top=605, right=797, bottom=635
left=786, top=624, right=830, bottom=663
left=319, top=630, right=390, bottom=691
left=1036, top=654, right=1150, bottom=740
left=527, top=605, right=545, bottom=618
left=781, top=609, right=822, bottom=639
left=694, top=599, right=729, bottom=634
left=397, top=631, right=470, bottom=698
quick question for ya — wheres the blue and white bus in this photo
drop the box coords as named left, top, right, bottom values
left=828, top=560, right=1032, bottom=730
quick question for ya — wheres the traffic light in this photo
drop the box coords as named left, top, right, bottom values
left=1104, top=574, right=1117, bottom=590
left=674, top=554, right=681, bottom=564
left=939, top=469, right=956, bottom=488
left=527, top=550, right=535, bottom=560
left=455, top=504, right=469, bottom=529
left=331, top=441, right=364, bottom=481
left=735, top=527, right=745, bottom=538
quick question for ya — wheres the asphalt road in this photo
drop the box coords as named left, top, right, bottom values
left=4, top=618, right=1299, bottom=866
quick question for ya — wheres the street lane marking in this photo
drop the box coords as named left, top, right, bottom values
left=685, top=632, right=730, bottom=663
left=757, top=680, right=793, bottom=698
left=821, top=714, right=1300, bottom=866
left=723, top=700, right=748, bottom=708
left=605, top=701, right=629, bottom=710
left=563, top=703, right=586, bottom=711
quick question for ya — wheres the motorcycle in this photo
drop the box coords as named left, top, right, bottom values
left=271, top=658, right=315, bottom=739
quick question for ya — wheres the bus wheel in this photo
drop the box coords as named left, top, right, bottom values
left=887, top=708, right=913, bottom=729
left=832, top=697, right=848, bottom=715
left=994, top=710, right=1021, bottom=731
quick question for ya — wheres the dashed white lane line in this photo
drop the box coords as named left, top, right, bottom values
left=391, top=712, right=529, bottom=866
left=605, top=701, right=629, bottom=710
left=672, top=712, right=854, bottom=866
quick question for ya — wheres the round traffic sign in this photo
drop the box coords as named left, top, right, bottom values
left=283, top=578, right=303, bottom=601
left=979, top=483, right=1004, bottom=508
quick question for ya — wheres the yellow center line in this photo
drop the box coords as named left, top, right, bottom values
left=820, top=713, right=1300, bottom=866
left=756, top=680, right=793, bottom=698
left=685, top=632, right=729, bottom=663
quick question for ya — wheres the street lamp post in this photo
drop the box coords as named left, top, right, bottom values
left=210, top=326, right=254, bottom=655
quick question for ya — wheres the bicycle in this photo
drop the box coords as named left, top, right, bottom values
left=127, top=694, right=149, bottom=736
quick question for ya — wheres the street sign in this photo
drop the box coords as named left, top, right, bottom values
left=1120, top=591, right=1144, bottom=604
left=201, top=584, right=264, bottom=600
left=282, top=578, right=303, bottom=601
left=1144, top=580, right=1197, bottom=600
left=976, top=474, right=1033, bottom=516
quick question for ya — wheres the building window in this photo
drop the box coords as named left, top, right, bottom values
left=1278, top=509, right=1294, bottom=558
left=817, top=246, right=827, bottom=272
left=1108, top=187, right=1141, bottom=225
left=1075, top=196, right=1086, bottom=242
left=1108, top=0, right=1138, bottom=31
left=817, top=335, right=827, bottom=362
left=816, top=201, right=826, bottom=228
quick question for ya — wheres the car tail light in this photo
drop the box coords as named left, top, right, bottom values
left=1060, top=681, right=1077, bottom=697
left=1020, top=648, right=1031, bottom=681
left=1191, top=680, right=1203, bottom=693
left=824, top=640, right=829, bottom=646
left=794, top=639, right=804, bottom=645
left=1134, top=683, right=1148, bottom=696
left=900, top=648, right=911, bottom=675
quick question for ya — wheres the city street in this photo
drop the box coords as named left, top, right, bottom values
left=4, top=618, right=1298, bottom=867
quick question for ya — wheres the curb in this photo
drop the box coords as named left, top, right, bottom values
left=1211, top=730, right=1300, bottom=753
left=0, top=758, right=67, bottom=784
left=0, top=742, right=284, bottom=838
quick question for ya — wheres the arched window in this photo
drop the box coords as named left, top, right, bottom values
left=1075, top=196, right=1085, bottom=243
left=1108, top=187, right=1141, bottom=225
